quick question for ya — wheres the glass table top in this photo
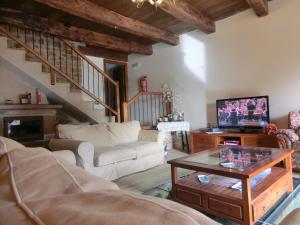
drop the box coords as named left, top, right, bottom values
left=182, top=146, right=281, bottom=171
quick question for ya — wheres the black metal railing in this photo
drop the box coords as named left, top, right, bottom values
left=123, top=92, right=166, bottom=127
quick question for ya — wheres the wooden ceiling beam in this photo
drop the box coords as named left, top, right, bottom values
left=33, top=0, right=179, bottom=45
left=159, top=0, right=215, bottom=33
left=79, top=46, right=128, bottom=62
left=0, top=8, right=153, bottom=55
left=246, top=0, right=269, bottom=17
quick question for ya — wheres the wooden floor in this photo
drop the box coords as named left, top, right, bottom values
left=114, top=149, right=187, bottom=193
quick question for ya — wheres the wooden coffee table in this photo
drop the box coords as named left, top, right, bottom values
left=168, top=146, right=293, bottom=225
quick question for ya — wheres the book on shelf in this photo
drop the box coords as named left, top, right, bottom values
left=222, top=140, right=240, bottom=146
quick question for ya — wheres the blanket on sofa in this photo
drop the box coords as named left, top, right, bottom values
left=0, top=142, right=219, bottom=225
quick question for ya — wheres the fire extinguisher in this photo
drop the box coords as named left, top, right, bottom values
left=140, top=76, right=148, bottom=92
left=36, top=88, right=42, bottom=104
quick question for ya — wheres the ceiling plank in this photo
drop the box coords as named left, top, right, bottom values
left=33, top=0, right=179, bottom=45
left=159, top=0, right=215, bottom=33
left=0, top=8, right=153, bottom=55
left=246, top=0, right=268, bottom=17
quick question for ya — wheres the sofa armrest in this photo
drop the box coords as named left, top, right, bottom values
left=48, top=139, right=94, bottom=170
left=52, top=150, right=76, bottom=165
left=139, top=129, right=169, bottom=146
left=276, top=129, right=299, bottom=149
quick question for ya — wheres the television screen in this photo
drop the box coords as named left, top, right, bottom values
left=216, top=96, right=270, bottom=128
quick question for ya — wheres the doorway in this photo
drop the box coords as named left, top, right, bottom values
left=103, top=59, right=128, bottom=121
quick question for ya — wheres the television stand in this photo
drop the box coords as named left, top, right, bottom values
left=190, top=131, right=278, bottom=154
left=227, top=128, right=263, bottom=134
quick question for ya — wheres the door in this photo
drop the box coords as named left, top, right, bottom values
left=104, top=59, right=128, bottom=121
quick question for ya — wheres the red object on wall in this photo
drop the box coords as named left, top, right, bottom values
left=140, top=76, right=148, bottom=92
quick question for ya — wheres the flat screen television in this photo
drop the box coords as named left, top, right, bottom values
left=216, top=96, right=270, bottom=129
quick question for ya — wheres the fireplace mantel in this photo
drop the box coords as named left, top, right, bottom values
left=0, top=104, right=62, bottom=110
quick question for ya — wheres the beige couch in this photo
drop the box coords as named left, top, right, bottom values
left=49, top=121, right=166, bottom=180
left=0, top=136, right=220, bottom=225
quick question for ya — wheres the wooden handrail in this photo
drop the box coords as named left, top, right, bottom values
left=127, top=91, right=163, bottom=106
left=123, top=91, right=164, bottom=123
left=0, top=26, right=119, bottom=118
left=127, top=92, right=143, bottom=106
left=142, top=91, right=163, bottom=96
left=63, top=41, right=118, bottom=86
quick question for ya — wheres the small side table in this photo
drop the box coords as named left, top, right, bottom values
left=157, top=121, right=190, bottom=153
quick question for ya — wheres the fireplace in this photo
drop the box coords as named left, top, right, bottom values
left=3, top=116, right=44, bottom=142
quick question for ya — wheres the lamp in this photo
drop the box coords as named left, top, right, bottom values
left=131, top=0, right=173, bottom=8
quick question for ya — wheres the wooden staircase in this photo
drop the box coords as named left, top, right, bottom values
left=0, top=25, right=120, bottom=122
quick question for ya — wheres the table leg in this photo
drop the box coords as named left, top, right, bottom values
left=181, top=131, right=185, bottom=151
left=171, top=165, right=178, bottom=200
left=284, top=153, right=294, bottom=192
left=185, top=131, right=189, bottom=153
left=242, top=178, right=253, bottom=225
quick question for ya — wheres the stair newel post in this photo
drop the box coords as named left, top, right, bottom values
left=115, top=81, right=121, bottom=122
left=50, top=68, right=56, bottom=85
left=123, top=102, right=129, bottom=122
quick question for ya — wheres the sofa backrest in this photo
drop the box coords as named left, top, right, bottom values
left=57, top=123, right=112, bottom=148
left=57, top=121, right=141, bottom=147
left=289, top=111, right=300, bottom=130
left=107, top=121, right=141, bottom=145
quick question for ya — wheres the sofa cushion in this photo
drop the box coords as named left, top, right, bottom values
left=94, top=145, right=137, bottom=167
left=107, top=121, right=141, bottom=145
left=94, top=141, right=163, bottom=167
left=132, top=141, right=163, bottom=158
left=57, top=123, right=112, bottom=148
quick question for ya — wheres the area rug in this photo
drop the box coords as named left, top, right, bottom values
left=114, top=149, right=300, bottom=225
left=142, top=177, right=300, bottom=225
left=114, top=149, right=187, bottom=193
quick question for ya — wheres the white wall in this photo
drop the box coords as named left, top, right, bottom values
left=0, top=58, right=48, bottom=104
left=129, top=0, right=300, bottom=129
left=129, top=35, right=208, bottom=129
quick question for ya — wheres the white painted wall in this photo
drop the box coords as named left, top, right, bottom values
left=0, top=58, right=48, bottom=104
left=129, top=35, right=208, bottom=129
left=129, top=0, right=300, bottom=129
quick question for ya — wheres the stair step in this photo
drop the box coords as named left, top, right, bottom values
left=25, top=51, right=42, bottom=62
left=7, top=39, right=24, bottom=50
left=0, top=48, right=26, bottom=61
left=94, top=103, right=105, bottom=110
left=0, top=37, right=8, bottom=49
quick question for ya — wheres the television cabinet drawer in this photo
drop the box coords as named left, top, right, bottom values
left=243, top=136, right=277, bottom=148
left=193, top=144, right=215, bottom=152
left=193, top=134, right=216, bottom=145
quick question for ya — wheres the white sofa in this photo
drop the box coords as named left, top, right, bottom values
left=0, top=136, right=220, bottom=225
left=49, top=121, right=166, bottom=180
